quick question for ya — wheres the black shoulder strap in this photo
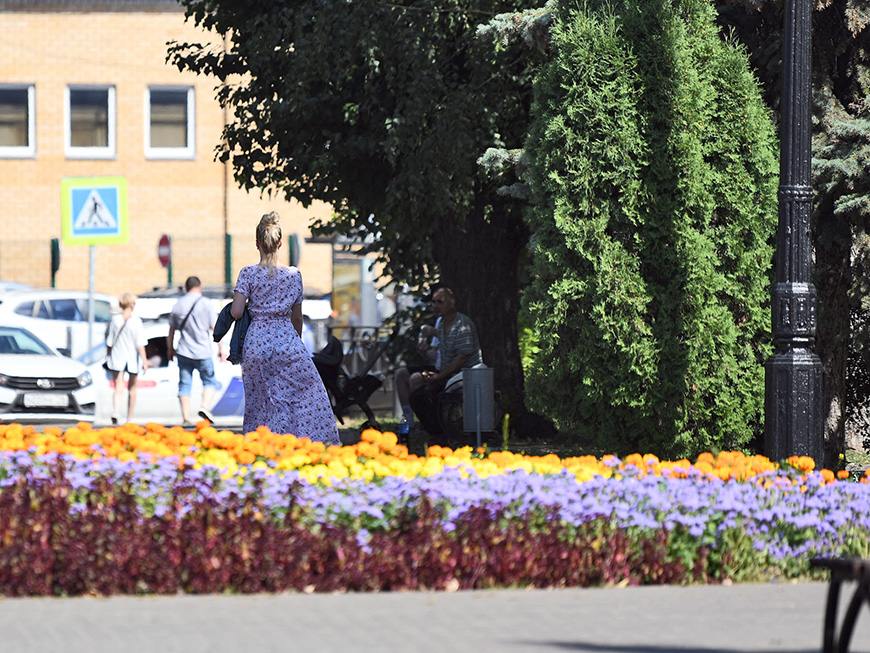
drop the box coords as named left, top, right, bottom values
left=179, top=296, right=202, bottom=332
left=111, top=318, right=129, bottom=347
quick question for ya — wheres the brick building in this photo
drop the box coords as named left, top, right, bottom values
left=0, top=0, right=334, bottom=298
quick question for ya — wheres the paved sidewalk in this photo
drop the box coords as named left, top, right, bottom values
left=1, top=581, right=869, bottom=652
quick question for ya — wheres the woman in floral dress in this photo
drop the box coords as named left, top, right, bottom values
left=230, top=212, right=340, bottom=444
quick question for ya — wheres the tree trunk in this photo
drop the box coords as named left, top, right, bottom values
left=432, top=197, right=528, bottom=420
left=814, top=198, right=851, bottom=469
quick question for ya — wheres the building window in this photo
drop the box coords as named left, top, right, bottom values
left=0, top=84, right=35, bottom=158
left=66, top=85, right=115, bottom=159
left=145, top=86, right=194, bottom=159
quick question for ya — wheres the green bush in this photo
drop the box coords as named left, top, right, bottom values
left=523, top=0, right=778, bottom=458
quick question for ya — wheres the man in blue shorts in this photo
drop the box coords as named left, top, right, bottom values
left=168, top=276, right=220, bottom=427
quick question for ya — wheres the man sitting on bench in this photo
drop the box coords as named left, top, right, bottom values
left=409, top=287, right=483, bottom=445
left=394, top=316, right=440, bottom=429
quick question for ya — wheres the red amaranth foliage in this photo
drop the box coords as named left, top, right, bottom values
left=0, top=474, right=716, bottom=596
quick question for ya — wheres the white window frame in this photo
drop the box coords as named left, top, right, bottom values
left=0, top=84, right=36, bottom=159
left=65, top=84, right=116, bottom=160
left=144, top=85, right=195, bottom=160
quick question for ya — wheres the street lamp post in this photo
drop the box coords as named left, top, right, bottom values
left=764, top=0, right=824, bottom=462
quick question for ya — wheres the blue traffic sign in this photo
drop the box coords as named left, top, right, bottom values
left=61, top=176, right=129, bottom=246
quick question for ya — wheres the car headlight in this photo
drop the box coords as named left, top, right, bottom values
left=77, top=371, right=93, bottom=388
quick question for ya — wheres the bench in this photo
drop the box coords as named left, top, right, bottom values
left=436, top=370, right=501, bottom=447
left=810, top=557, right=870, bottom=652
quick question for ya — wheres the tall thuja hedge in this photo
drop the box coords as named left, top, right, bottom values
left=523, top=0, right=778, bottom=458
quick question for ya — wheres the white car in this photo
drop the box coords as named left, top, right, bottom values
left=80, top=320, right=244, bottom=427
left=135, top=285, right=234, bottom=321
left=0, top=281, right=32, bottom=294
left=0, top=288, right=118, bottom=359
left=0, top=325, right=96, bottom=423
left=136, top=285, right=334, bottom=352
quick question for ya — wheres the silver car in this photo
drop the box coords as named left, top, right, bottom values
left=0, top=326, right=96, bottom=422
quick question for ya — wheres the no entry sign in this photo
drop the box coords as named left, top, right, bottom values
left=157, top=234, right=172, bottom=268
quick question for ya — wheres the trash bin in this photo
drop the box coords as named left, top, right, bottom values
left=463, top=365, right=495, bottom=443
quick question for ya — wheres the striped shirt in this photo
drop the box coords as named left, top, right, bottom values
left=438, top=312, right=483, bottom=371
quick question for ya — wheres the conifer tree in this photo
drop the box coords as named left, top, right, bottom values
left=522, top=0, right=779, bottom=457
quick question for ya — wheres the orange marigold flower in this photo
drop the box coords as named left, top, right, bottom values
left=541, top=453, right=562, bottom=467
left=797, top=456, right=816, bottom=472
left=642, top=454, right=660, bottom=466
left=624, top=453, right=644, bottom=467
left=694, top=461, right=714, bottom=475
left=360, top=428, right=380, bottom=443
left=356, top=442, right=379, bottom=459
left=379, top=432, right=398, bottom=448
left=715, top=451, right=739, bottom=468
left=487, top=451, right=512, bottom=467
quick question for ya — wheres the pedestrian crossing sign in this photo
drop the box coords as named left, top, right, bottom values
left=61, top=176, right=129, bottom=245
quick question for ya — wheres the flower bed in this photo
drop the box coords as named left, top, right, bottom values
left=0, top=422, right=867, bottom=596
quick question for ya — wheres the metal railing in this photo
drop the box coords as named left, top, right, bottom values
left=329, top=324, right=395, bottom=382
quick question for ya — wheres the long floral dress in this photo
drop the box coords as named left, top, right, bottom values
left=235, top=265, right=340, bottom=444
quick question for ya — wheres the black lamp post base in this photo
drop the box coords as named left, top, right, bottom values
left=765, top=348, right=824, bottom=463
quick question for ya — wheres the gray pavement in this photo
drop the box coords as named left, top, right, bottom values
left=1, top=581, right=869, bottom=652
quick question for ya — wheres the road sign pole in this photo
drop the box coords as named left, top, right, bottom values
left=168, top=260, right=173, bottom=287
left=50, top=238, right=60, bottom=288
left=225, top=233, right=232, bottom=286
left=88, top=245, right=95, bottom=354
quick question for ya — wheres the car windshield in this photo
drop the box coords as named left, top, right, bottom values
left=0, top=327, right=54, bottom=355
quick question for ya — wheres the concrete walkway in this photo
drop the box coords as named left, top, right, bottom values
left=2, top=582, right=869, bottom=652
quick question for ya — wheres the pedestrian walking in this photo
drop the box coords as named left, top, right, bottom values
left=168, top=276, right=220, bottom=427
left=229, top=212, right=339, bottom=443
left=105, top=292, right=150, bottom=425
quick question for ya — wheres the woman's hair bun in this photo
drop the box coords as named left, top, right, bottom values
left=256, top=211, right=283, bottom=259
left=260, top=211, right=280, bottom=227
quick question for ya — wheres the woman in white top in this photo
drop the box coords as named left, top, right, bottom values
left=105, top=292, right=150, bottom=425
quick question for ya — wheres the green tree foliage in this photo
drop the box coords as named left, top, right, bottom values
left=168, top=0, right=544, bottom=414
left=846, top=231, right=870, bottom=448
left=814, top=84, right=870, bottom=452
left=719, top=0, right=870, bottom=466
left=522, top=0, right=779, bottom=457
